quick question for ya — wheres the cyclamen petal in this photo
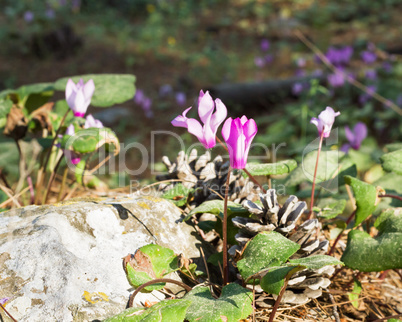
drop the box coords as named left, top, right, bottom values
left=65, top=78, right=95, bottom=117
left=84, top=114, right=103, bottom=129
left=222, top=116, right=258, bottom=169
left=171, top=90, right=227, bottom=149
left=171, top=106, right=192, bottom=128
left=311, top=107, right=340, bottom=138
left=198, top=91, right=215, bottom=124
left=210, top=99, right=227, bottom=133
left=187, top=118, right=206, bottom=145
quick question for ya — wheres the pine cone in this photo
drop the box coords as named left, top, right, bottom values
left=231, top=190, right=332, bottom=306
left=157, top=149, right=259, bottom=208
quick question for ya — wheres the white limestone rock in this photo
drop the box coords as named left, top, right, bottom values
left=0, top=195, right=203, bottom=321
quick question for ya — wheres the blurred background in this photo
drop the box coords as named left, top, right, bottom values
left=0, top=0, right=401, bottom=186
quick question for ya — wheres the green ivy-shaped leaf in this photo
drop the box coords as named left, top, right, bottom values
left=184, top=283, right=253, bottom=322
left=242, top=159, right=297, bottom=177
left=237, top=231, right=300, bottom=280
left=317, top=199, right=347, bottom=219
left=385, top=143, right=402, bottom=152
left=184, top=200, right=249, bottom=221
left=260, top=266, right=297, bottom=295
left=16, top=83, right=55, bottom=101
left=61, top=127, right=119, bottom=155
left=125, top=244, right=179, bottom=291
left=285, top=151, right=356, bottom=188
left=287, top=255, right=344, bottom=270
left=341, top=208, right=402, bottom=272
left=162, top=183, right=193, bottom=207
left=344, top=176, right=377, bottom=227
left=0, top=82, right=54, bottom=102
left=104, top=299, right=191, bottom=322
left=259, top=255, right=343, bottom=295
left=380, top=149, right=402, bottom=175
left=0, top=99, right=12, bottom=128
left=54, top=74, right=136, bottom=107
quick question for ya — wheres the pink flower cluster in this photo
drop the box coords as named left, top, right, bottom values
left=172, top=90, right=257, bottom=169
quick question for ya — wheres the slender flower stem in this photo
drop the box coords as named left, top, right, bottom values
left=0, top=302, right=18, bottom=322
left=216, top=137, right=266, bottom=193
left=379, top=194, right=402, bottom=201
left=57, top=168, right=69, bottom=202
left=128, top=278, right=192, bottom=308
left=268, top=276, right=290, bottom=322
left=15, top=139, right=26, bottom=195
left=43, top=152, right=64, bottom=204
left=327, top=210, right=356, bottom=256
left=308, top=131, right=325, bottom=219
left=36, top=109, right=70, bottom=204
left=27, top=176, right=35, bottom=204
left=222, top=166, right=232, bottom=285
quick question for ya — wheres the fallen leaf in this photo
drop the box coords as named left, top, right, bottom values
left=30, top=102, right=54, bottom=132
left=3, top=105, right=27, bottom=140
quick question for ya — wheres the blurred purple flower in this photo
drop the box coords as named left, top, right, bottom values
left=365, top=69, right=377, bottom=81
left=45, top=8, right=55, bottom=19
left=310, top=106, right=340, bottom=138
left=361, top=51, right=376, bottom=64
left=159, top=84, right=173, bottom=97
left=254, top=57, right=265, bottom=68
left=134, top=89, right=145, bottom=105
left=264, top=54, right=273, bottom=64
left=260, top=39, right=270, bottom=51
left=292, top=82, right=304, bottom=96
left=325, top=46, right=353, bottom=66
left=327, top=70, right=345, bottom=88
left=312, top=69, right=323, bottom=77
left=295, top=69, right=306, bottom=77
left=359, top=85, right=376, bottom=105
left=341, top=122, right=367, bottom=152
left=175, top=92, right=186, bottom=107
left=297, top=57, right=306, bottom=68
left=23, top=11, right=34, bottom=23
left=142, top=97, right=153, bottom=118
left=382, top=62, right=392, bottom=73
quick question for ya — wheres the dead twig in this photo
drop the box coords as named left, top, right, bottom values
left=294, top=29, right=402, bottom=116
left=328, top=293, right=341, bottom=322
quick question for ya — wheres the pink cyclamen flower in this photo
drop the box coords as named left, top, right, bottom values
left=65, top=125, right=81, bottom=165
left=171, top=90, right=227, bottom=149
left=65, top=78, right=95, bottom=117
left=84, top=114, right=103, bottom=128
left=341, top=122, right=367, bottom=152
left=221, top=116, right=258, bottom=169
left=327, top=70, right=345, bottom=88
left=310, top=107, right=341, bottom=138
